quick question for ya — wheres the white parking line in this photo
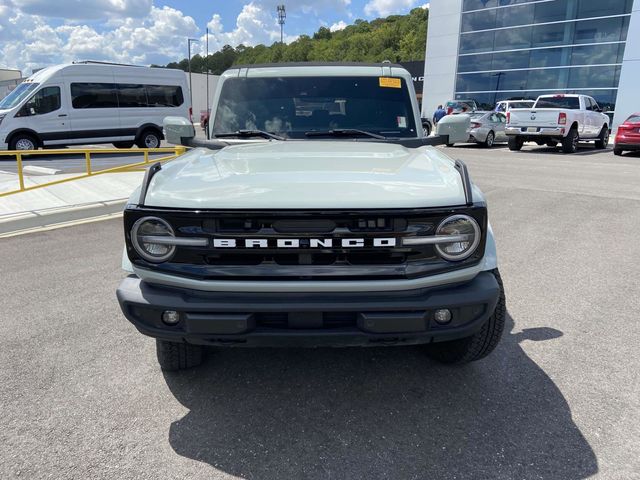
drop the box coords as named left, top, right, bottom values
left=0, top=211, right=123, bottom=238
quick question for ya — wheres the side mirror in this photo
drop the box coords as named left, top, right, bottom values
left=163, top=116, right=195, bottom=145
left=436, top=113, right=470, bottom=144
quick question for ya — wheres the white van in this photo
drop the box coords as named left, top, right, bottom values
left=0, top=62, right=190, bottom=150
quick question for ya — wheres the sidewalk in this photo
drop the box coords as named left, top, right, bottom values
left=0, top=170, right=143, bottom=235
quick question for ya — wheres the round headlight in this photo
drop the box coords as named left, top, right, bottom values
left=131, top=216, right=176, bottom=263
left=435, top=214, right=481, bottom=261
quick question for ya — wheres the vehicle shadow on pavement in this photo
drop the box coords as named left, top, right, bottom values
left=163, top=313, right=597, bottom=479
left=509, top=145, right=612, bottom=156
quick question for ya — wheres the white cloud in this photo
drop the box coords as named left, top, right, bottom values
left=329, top=20, right=348, bottom=32
left=0, top=1, right=358, bottom=74
left=11, top=0, right=153, bottom=20
left=201, top=3, right=284, bottom=54
left=0, top=5, right=198, bottom=73
left=364, top=0, right=418, bottom=17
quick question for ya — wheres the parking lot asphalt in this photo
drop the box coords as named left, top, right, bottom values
left=1, top=143, right=639, bottom=479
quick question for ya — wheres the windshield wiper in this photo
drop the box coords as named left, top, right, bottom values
left=214, top=130, right=286, bottom=141
left=304, top=129, right=387, bottom=140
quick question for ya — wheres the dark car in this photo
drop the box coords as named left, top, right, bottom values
left=614, top=113, right=640, bottom=156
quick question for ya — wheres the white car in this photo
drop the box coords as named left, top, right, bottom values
left=0, top=62, right=190, bottom=150
left=505, top=94, right=610, bottom=153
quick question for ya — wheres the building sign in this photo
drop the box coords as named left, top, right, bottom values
left=399, top=61, right=425, bottom=95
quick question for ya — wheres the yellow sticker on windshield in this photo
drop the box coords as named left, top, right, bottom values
left=379, top=77, right=401, bottom=89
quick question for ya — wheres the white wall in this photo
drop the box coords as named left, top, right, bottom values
left=0, top=69, right=22, bottom=82
left=421, top=0, right=463, bottom=119
left=188, top=72, right=220, bottom=122
left=613, top=0, right=640, bottom=129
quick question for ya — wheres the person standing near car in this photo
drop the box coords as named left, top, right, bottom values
left=433, top=104, right=446, bottom=124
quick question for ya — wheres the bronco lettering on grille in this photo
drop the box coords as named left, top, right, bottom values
left=212, top=238, right=398, bottom=248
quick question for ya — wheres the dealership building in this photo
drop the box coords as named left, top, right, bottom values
left=422, top=0, right=640, bottom=127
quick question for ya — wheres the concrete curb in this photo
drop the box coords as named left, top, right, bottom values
left=0, top=199, right=127, bottom=235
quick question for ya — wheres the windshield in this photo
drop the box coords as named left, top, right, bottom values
left=212, top=76, right=417, bottom=139
left=0, top=83, right=39, bottom=110
left=535, top=96, right=580, bottom=109
left=509, top=101, right=533, bottom=109
left=446, top=100, right=475, bottom=113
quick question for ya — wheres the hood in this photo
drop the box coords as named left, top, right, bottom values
left=143, top=141, right=466, bottom=209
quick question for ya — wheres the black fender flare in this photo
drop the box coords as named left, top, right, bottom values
left=6, top=128, right=42, bottom=148
left=135, top=123, right=164, bottom=141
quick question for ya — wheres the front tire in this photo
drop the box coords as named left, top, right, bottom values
left=9, top=133, right=38, bottom=151
left=508, top=136, right=523, bottom=151
left=561, top=128, right=579, bottom=153
left=594, top=126, right=609, bottom=149
left=424, top=270, right=506, bottom=364
left=136, top=129, right=162, bottom=149
left=156, top=339, right=204, bottom=371
left=113, top=141, right=134, bottom=149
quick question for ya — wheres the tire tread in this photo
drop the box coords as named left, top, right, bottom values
left=508, top=136, right=523, bottom=151
left=561, top=128, right=578, bottom=153
left=156, top=339, right=204, bottom=371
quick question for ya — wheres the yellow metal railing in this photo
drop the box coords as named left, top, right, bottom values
left=0, top=146, right=186, bottom=198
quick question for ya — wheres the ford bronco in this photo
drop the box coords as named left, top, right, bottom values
left=116, top=63, right=506, bottom=371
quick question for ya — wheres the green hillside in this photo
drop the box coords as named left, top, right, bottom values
left=162, top=7, right=428, bottom=74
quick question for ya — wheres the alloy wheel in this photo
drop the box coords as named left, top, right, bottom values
left=145, top=134, right=159, bottom=148
left=15, top=138, right=35, bottom=150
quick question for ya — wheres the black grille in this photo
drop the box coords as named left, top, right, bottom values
left=199, top=215, right=427, bottom=268
left=255, top=312, right=357, bottom=329
left=124, top=207, right=487, bottom=281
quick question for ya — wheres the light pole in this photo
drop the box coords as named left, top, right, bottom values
left=492, top=72, right=505, bottom=106
left=277, top=5, right=286, bottom=44
left=206, top=27, right=210, bottom=138
left=187, top=38, right=198, bottom=120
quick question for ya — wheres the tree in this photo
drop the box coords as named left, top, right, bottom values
left=161, top=8, right=429, bottom=71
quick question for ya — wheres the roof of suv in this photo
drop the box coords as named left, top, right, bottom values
left=230, top=61, right=404, bottom=69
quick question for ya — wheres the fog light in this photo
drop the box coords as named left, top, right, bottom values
left=162, top=310, right=180, bottom=325
left=434, top=309, right=452, bottom=325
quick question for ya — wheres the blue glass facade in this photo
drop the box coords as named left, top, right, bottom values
left=455, top=0, right=634, bottom=110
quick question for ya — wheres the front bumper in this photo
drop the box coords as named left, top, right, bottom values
left=116, top=271, right=500, bottom=347
left=505, top=126, right=564, bottom=137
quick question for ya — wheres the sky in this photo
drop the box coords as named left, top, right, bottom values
left=0, top=0, right=428, bottom=74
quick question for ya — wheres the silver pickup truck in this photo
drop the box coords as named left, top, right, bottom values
left=505, top=94, right=610, bottom=153
left=116, top=63, right=505, bottom=371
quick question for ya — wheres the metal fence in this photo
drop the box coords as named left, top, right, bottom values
left=0, top=146, right=186, bottom=198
